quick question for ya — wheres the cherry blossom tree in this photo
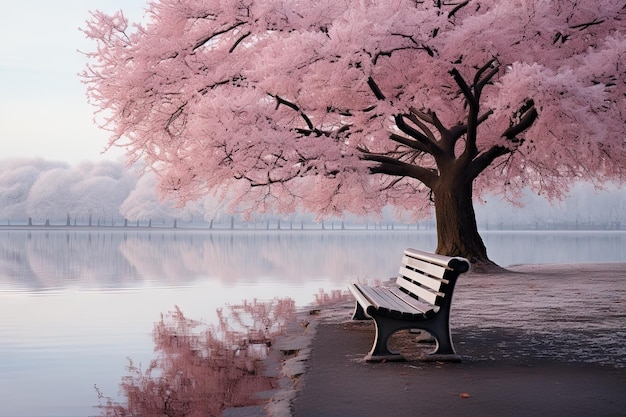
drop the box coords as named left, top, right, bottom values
left=82, top=0, right=625, bottom=266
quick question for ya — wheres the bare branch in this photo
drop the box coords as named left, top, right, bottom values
left=408, top=108, right=452, bottom=143
left=373, top=44, right=435, bottom=63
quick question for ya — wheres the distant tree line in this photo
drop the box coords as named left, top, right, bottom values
left=1, top=158, right=624, bottom=230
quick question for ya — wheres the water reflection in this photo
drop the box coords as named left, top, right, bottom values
left=2, top=229, right=625, bottom=294
left=95, top=298, right=295, bottom=417
left=0, top=230, right=440, bottom=292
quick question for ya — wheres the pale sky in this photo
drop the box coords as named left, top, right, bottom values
left=0, top=1, right=145, bottom=165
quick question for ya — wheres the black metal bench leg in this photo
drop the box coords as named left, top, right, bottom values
left=351, top=302, right=369, bottom=320
left=424, top=335, right=461, bottom=362
left=432, top=332, right=455, bottom=355
left=364, top=316, right=405, bottom=362
left=363, top=315, right=462, bottom=362
left=420, top=318, right=462, bottom=362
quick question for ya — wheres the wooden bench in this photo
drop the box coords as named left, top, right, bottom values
left=348, top=248, right=470, bottom=362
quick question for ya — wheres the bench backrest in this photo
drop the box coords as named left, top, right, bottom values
left=396, top=248, right=470, bottom=308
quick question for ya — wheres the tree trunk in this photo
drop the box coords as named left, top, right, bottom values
left=433, top=176, right=496, bottom=268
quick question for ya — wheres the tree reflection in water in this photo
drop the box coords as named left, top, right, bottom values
left=95, top=298, right=295, bottom=417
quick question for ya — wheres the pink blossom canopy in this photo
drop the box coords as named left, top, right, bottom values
left=82, top=0, right=626, bottom=219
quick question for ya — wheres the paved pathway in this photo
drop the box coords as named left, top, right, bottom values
left=287, top=263, right=626, bottom=417
left=227, top=263, right=626, bottom=417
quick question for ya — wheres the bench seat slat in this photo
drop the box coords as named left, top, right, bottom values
left=369, top=286, right=426, bottom=318
left=404, top=248, right=470, bottom=273
left=399, top=266, right=444, bottom=292
left=348, top=283, right=376, bottom=311
left=387, top=287, right=437, bottom=319
left=402, top=255, right=449, bottom=280
left=362, top=285, right=418, bottom=313
left=396, top=276, right=441, bottom=305
left=351, top=283, right=430, bottom=319
left=386, top=286, right=433, bottom=314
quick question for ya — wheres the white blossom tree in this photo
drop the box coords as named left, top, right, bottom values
left=0, top=159, right=67, bottom=222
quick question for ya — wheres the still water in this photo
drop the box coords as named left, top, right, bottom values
left=0, top=229, right=625, bottom=417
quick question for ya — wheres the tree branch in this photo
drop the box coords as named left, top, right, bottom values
left=406, top=111, right=436, bottom=141
left=360, top=152, right=439, bottom=187
left=467, top=145, right=510, bottom=180
left=389, top=133, right=430, bottom=153
left=502, top=100, right=538, bottom=140
left=448, top=0, right=470, bottom=18
left=474, top=58, right=500, bottom=93
left=394, top=114, right=443, bottom=157
left=229, top=32, right=251, bottom=53
left=467, top=100, right=537, bottom=180
left=570, top=18, right=605, bottom=30
left=165, top=103, right=187, bottom=134
left=272, top=95, right=315, bottom=131
left=451, top=64, right=499, bottom=166
left=193, top=22, right=246, bottom=51
left=372, top=44, right=434, bottom=63
left=447, top=109, right=494, bottom=141
left=449, top=68, right=477, bottom=109
left=367, top=76, right=386, bottom=100
left=408, top=108, right=452, bottom=143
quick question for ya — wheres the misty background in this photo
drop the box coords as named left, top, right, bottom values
left=1, top=158, right=624, bottom=230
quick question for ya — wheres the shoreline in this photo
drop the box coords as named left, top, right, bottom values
left=255, top=262, right=626, bottom=417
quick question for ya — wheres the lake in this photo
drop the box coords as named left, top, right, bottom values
left=0, top=229, right=625, bottom=417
